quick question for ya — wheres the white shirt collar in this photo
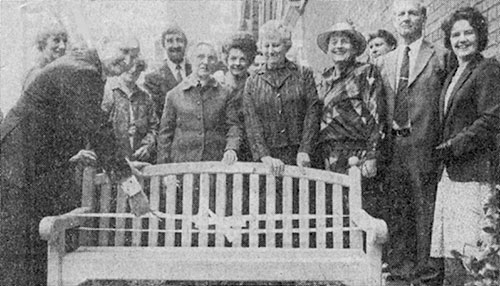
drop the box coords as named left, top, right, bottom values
left=407, top=36, right=424, bottom=54
left=397, top=36, right=424, bottom=81
left=164, top=56, right=186, bottom=79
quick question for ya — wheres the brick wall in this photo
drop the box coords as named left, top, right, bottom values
left=297, top=0, right=500, bottom=72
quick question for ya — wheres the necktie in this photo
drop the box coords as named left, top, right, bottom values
left=394, top=46, right=410, bottom=127
left=175, top=64, right=183, bottom=83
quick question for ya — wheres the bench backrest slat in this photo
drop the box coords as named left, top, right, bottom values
left=232, top=174, right=243, bottom=247
left=282, top=176, right=293, bottom=248
left=316, top=181, right=326, bottom=248
left=248, top=174, right=259, bottom=248
left=148, top=176, right=161, bottom=246
left=265, top=174, right=276, bottom=248
left=181, top=174, right=194, bottom=247
left=165, top=175, right=177, bottom=247
left=299, top=178, right=309, bottom=248
left=215, top=174, right=227, bottom=247
left=98, top=176, right=112, bottom=246
left=332, top=183, right=343, bottom=249
left=114, top=184, right=128, bottom=246
left=198, top=173, right=210, bottom=247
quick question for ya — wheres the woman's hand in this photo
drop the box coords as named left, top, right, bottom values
left=222, top=150, right=238, bottom=165
left=261, top=156, right=285, bottom=176
left=126, top=158, right=151, bottom=179
left=296, top=152, right=311, bottom=173
left=132, top=145, right=150, bottom=161
left=361, top=159, right=377, bottom=178
left=69, top=149, right=97, bottom=166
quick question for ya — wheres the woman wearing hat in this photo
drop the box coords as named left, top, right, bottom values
left=315, top=22, right=385, bottom=213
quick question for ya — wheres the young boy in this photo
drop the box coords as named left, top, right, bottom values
left=102, top=59, right=159, bottom=163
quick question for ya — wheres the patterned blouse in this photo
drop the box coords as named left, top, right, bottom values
left=317, top=61, right=385, bottom=160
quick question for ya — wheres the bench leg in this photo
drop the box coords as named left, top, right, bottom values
left=47, top=245, right=63, bottom=286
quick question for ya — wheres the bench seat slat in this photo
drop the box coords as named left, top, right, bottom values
left=61, top=247, right=370, bottom=285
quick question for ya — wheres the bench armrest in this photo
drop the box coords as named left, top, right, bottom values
left=39, top=207, right=92, bottom=243
left=352, top=209, right=388, bottom=245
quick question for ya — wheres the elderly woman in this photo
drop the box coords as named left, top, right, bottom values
left=367, top=29, right=397, bottom=61
left=23, top=24, right=68, bottom=89
left=315, top=22, right=384, bottom=175
left=430, top=7, right=500, bottom=285
left=157, top=42, right=240, bottom=164
left=315, top=23, right=385, bottom=218
left=243, top=20, right=320, bottom=176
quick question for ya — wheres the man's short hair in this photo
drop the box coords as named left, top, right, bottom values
left=161, top=25, right=188, bottom=47
left=393, top=0, right=427, bottom=18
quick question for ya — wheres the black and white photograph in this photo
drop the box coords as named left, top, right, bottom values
left=1, top=0, right=499, bottom=285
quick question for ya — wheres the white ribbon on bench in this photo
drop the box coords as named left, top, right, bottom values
left=191, top=208, right=247, bottom=243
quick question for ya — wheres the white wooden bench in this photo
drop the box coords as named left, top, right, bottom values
left=39, top=162, right=388, bottom=286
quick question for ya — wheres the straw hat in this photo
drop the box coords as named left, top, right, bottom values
left=316, top=22, right=367, bottom=56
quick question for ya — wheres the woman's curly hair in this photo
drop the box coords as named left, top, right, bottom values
left=222, top=31, right=258, bottom=64
left=441, top=6, right=488, bottom=52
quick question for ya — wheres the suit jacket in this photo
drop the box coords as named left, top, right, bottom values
left=143, top=60, right=192, bottom=120
left=439, top=54, right=500, bottom=183
left=157, top=75, right=241, bottom=164
left=376, top=40, right=450, bottom=169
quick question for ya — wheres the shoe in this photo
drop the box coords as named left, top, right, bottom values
left=387, top=260, right=415, bottom=281
left=409, top=261, right=443, bottom=286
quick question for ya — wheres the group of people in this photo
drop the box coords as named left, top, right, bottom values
left=1, top=0, right=499, bottom=285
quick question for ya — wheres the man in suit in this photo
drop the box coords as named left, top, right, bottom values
left=375, top=0, right=450, bottom=284
left=144, top=25, right=192, bottom=120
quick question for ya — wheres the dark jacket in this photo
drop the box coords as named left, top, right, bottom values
left=0, top=49, right=128, bottom=286
left=102, top=78, right=159, bottom=162
left=143, top=60, right=192, bottom=120
left=157, top=75, right=241, bottom=163
left=376, top=40, right=450, bottom=170
left=243, top=60, right=321, bottom=162
left=439, top=54, right=500, bottom=183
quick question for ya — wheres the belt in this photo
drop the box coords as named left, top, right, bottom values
left=391, top=128, right=411, bottom=137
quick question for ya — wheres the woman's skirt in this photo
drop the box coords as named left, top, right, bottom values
left=430, top=169, right=491, bottom=258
